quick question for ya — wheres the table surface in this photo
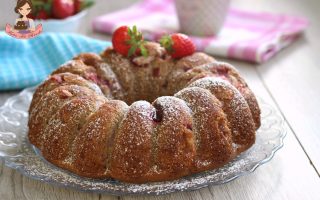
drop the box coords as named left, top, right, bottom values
left=1, top=0, right=320, bottom=199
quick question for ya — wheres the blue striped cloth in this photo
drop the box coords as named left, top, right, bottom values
left=0, top=32, right=110, bottom=91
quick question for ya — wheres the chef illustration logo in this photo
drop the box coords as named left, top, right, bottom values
left=5, top=0, right=42, bottom=39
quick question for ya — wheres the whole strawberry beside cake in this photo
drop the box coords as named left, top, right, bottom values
left=28, top=26, right=260, bottom=183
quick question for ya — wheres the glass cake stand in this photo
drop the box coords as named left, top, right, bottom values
left=0, top=87, right=286, bottom=195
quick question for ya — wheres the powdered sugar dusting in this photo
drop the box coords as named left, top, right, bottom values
left=3, top=86, right=283, bottom=194
left=188, top=77, right=256, bottom=152
left=28, top=48, right=260, bottom=182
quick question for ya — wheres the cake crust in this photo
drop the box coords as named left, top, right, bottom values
left=28, top=42, right=261, bottom=183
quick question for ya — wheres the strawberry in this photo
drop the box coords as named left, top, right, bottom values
left=160, top=33, right=195, bottom=59
left=52, top=0, right=74, bottom=19
left=35, top=10, right=50, bottom=19
left=74, top=0, right=94, bottom=13
left=112, top=25, right=148, bottom=57
left=74, top=0, right=81, bottom=13
left=31, top=0, right=52, bottom=19
left=27, top=13, right=35, bottom=19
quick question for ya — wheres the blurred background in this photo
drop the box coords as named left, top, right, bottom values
left=0, top=0, right=320, bottom=199
left=1, top=0, right=315, bottom=40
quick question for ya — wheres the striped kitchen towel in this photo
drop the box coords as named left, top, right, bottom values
left=92, top=0, right=308, bottom=63
left=0, top=32, right=110, bottom=91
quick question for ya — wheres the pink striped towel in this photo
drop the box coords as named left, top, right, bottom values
left=92, top=0, right=308, bottom=63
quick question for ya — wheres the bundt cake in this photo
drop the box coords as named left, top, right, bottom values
left=28, top=41, right=260, bottom=183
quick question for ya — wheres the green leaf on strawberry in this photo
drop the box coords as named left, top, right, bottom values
left=159, top=35, right=174, bottom=53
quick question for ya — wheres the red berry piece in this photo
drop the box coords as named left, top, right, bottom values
left=36, top=10, right=49, bottom=20
left=52, top=0, right=75, bottom=19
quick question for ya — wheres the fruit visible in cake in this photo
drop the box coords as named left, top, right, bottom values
left=160, top=33, right=196, bottom=59
left=112, top=25, right=148, bottom=57
left=28, top=27, right=261, bottom=183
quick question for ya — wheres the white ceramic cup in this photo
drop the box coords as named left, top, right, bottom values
left=175, top=0, right=231, bottom=36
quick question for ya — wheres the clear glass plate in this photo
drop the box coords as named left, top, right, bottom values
left=0, top=87, right=286, bottom=195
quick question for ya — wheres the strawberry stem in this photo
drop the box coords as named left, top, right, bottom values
left=126, top=25, right=148, bottom=57
left=140, top=43, right=148, bottom=57
left=159, top=35, right=174, bottom=53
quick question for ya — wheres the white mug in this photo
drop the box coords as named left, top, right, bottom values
left=175, top=0, right=231, bottom=36
left=0, top=0, right=18, bottom=30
